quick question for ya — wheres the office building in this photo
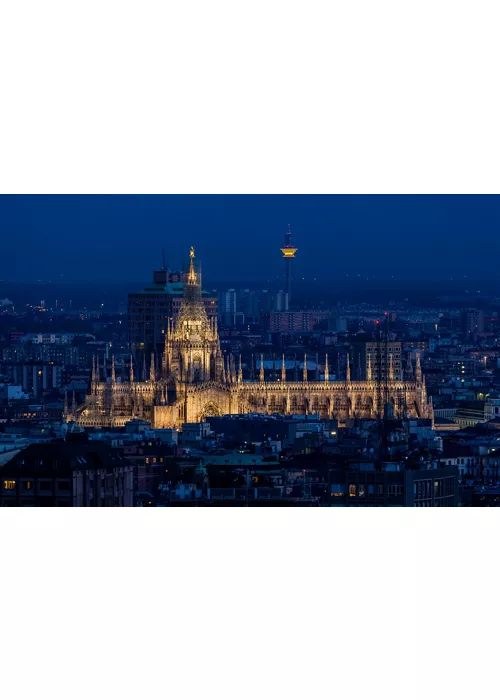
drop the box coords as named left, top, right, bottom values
left=270, top=310, right=316, bottom=332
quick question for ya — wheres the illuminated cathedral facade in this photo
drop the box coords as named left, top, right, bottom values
left=73, top=248, right=433, bottom=429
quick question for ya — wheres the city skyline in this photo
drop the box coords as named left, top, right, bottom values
left=1, top=194, right=499, bottom=283
left=1, top=196, right=498, bottom=511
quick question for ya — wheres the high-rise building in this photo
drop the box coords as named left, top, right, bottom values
left=274, top=290, right=289, bottom=311
left=220, top=288, right=237, bottom=326
left=461, top=308, right=484, bottom=339
left=351, top=341, right=403, bottom=381
left=238, top=289, right=260, bottom=324
left=280, top=224, right=297, bottom=304
left=128, top=264, right=217, bottom=362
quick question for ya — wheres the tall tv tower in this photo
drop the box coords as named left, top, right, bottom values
left=280, top=224, right=298, bottom=304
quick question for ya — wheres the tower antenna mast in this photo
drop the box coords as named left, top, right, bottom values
left=280, top=224, right=298, bottom=305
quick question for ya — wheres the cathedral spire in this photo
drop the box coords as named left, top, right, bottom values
left=111, top=355, right=116, bottom=383
left=324, top=354, right=329, bottom=383
left=367, top=353, right=372, bottom=381
left=187, top=246, right=197, bottom=286
left=238, top=355, right=243, bottom=383
left=150, top=352, right=155, bottom=382
left=281, top=354, right=286, bottom=382
left=346, top=353, right=351, bottom=382
left=130, top=353, right=134, bottom=382
left=303, top=353, right=308, bottom=382
left=260, top=354, right=265, bottom=382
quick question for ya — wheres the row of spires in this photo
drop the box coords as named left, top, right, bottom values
left=90, top=349, right=423, bottom=384
left=91, top=352, right=156, bottom=383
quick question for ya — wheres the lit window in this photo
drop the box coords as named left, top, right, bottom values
left=3, top=480, right=16, bottom=490
left=25, top=481, right=32, bottom=490
left=358, top=485, right=366, bottom=497
left=349, top=484, right=356, bottom=497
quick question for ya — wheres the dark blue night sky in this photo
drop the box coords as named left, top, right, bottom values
left=1, top=195, right=499, bottom=283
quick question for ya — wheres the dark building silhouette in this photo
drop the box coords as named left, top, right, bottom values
left=0, top=440, right=133, bottom=507
left=328, top=465, right=459, bottom=506
left=461, top=308, right=484, bottom=339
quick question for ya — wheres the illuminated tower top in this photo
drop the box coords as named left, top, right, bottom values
left=280, top=223, right=298, bottom=259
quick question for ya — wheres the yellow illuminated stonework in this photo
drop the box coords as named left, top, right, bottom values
left=73, top=248, right=434, bottom=429
left=280, top=247, right=298, bottom=258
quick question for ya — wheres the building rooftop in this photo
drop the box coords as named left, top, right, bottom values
left=131, top=280, right=212, bottom=297
left=0, top=440, right=127, bottom=477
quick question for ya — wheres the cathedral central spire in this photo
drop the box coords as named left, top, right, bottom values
left=187, top=246, right=197, bottom=286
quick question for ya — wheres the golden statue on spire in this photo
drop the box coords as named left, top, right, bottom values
left=187, top=246, right=197, bottom=285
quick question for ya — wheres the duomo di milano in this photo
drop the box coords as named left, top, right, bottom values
left=73, top=248, right=433, bottom=429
